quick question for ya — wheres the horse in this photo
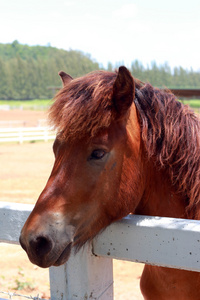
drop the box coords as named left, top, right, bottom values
left=20, top=66, right=200, bottom=300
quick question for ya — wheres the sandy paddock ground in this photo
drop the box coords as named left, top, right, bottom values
left=0, top=110, right=144, bottom=300
left=0, top=110, right=48, bottom=127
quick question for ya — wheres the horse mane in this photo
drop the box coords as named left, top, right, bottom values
left=134, top=84, right=200, bottom=219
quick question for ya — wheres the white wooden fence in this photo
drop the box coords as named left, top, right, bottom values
left=0, top=127, right=56, bottom=143
left=1, top=202, right=200, bottom=299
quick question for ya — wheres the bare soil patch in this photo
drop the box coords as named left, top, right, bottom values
left=0, top=110, right=144, bottom=299
left=0, top=110, right=48, bottom=127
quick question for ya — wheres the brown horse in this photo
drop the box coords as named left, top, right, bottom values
left=20, top=66, right=200, bottom=299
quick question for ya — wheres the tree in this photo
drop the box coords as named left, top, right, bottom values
left=0, top=42, right=200, bottom=100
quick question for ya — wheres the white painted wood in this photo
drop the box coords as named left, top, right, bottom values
left=0, top=202, right=113, bottom=300
left=0, top=127, right=56, bottom=143
left=1, top=202, right=200, bottom=272
left=93, top=215, right=200, bottom=272
left=50, top=245, right=113, bottom=300
left=2, top=202, right=200, bottom=300
left=0, top=202, right=33, bottom=244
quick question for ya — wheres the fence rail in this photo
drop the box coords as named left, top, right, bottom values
left=0, top=127, right=55, bottom=143
left=1, top=202, right=200, bottom=299
left=170, top=88, right=200, bottom=99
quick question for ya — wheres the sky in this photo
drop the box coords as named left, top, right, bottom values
left=1, top=0, right=200, bottom=71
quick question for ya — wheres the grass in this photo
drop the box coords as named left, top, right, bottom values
left=181, top=99, right=200, bottom=108
left=0, top=98, right=200, bottom=111
left=12, top=267, right=36, bottom=291
left=0, top=99, right=52, bottom=110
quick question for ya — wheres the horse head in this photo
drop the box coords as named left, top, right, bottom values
left=19, top=67, right=145, bottom=268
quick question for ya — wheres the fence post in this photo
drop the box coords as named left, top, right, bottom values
left=19, top=128, right=23, bottom=144
left=49, top=244, right=113, bottom=300
left=44, top=128, right=48, bottom=142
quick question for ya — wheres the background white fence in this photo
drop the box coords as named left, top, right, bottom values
left=0, top=127, right=56, bottom=143
left=1, top=202, right=200, bottom=299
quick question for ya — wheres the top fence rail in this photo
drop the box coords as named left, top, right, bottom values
left=0, top=127, right=56, bottom=143
left=1, top=202, right=200, bottom=300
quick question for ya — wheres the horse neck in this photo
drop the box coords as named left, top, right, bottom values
left=135, top=160, right=187, bottom=218
left=127, top=103, right=187, bottom=219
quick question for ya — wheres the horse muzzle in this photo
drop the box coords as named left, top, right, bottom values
left=19, top=212, right=75, bottom=268
left=20, top=232, right=73, bottom=268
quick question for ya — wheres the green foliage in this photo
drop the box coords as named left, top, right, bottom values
left=14, top=278, right=35, bottom=291
left=0, top=41, right=100, bottom=100
left=0, top=41, right=200, bottom=100
left=129, top=60, right=200, bottom=89
left=181, top=99, right=200, bottom=108
left=13, top=267, right=36, bottom=291
left=107, top=60, right=200, bottom=90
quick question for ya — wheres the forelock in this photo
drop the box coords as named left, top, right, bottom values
left=49, top=71, right=117, bottom=141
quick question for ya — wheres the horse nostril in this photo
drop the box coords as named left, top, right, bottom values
left=30, top=236, right=53, bottom=257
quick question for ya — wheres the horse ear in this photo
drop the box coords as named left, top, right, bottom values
left=113, top=66, right=135, bottom=116
left=58, top=71, right=73, bottom=87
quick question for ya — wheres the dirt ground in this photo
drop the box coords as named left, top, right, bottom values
left=0, top=110, right=47, bottom=127
left=0, top=110, right=144, bottom=300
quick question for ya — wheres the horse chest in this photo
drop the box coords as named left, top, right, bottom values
left=140, top=265, right=200, bottom=300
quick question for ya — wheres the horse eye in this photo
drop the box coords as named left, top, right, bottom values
left=90, top=149, right=106, bottom=160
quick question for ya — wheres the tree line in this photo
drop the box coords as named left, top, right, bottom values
left=0, top=41, right=200, bottom=100
left=0, top=41, right=100, bottom=100
left=129, top=60, right=200, bottom=89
